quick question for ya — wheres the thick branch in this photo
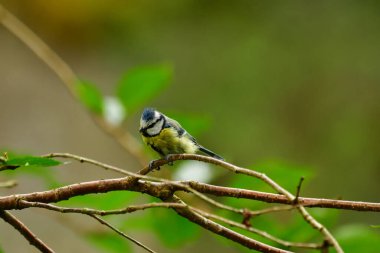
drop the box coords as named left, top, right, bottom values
left=0, top=181, right=292, bottom=251
left=186, top=181, right=380, bottom=212
left=0, top=210, right=54, bottom=253
left=149, top=154, right=344, bottom=252
left=47, top=153, right=380, bottom=212
left=1, top=176, right=379, bottom=213
left=0, top=4, right=354, bottom=252
left=0, top=177, right=172, bottom=210
left=0, top=153, right=378, bottom=251
left=0, top=178, right=292, bottom=252
left=191, top=207, right=323, bottom=250
left=17, top=197, right=289, bottom=252
left=162, top=195, right=291, bottom=253
left=0, top=173, right=377, bottom=215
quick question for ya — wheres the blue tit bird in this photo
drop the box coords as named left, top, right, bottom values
left=139, top=108, right=224, bottom=161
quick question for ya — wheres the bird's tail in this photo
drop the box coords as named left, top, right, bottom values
left=198, top=146, right=224, bottom=161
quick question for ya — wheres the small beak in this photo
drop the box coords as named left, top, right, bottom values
left=139, top=128, right=143, bottom=133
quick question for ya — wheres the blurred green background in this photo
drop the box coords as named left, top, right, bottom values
left=0, top=1, right=379, bottom=252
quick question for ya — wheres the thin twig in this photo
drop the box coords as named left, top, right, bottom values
left=185, top=181, right=380, bottom=211
left=163, top=195, right=291, bottom=253
left=43, top=153, right=261, bottom=218
left=88, top=214, right=156, bottom=253
left=18, top=200, right=186, bottom=216
left=43, top=153, right=131, bottom=176
left=21, top=198, right=291, bottom=252
left=0, top=3, right=148, bottom=166
left=43, top=153, right=380, bottom=211
left=0, top=177, right=291, bottom=252
left=294, top=177, right=305, bottom=204
left=45, top=152, right=299, bottom=225
left=1, top=154, right=379, bottom=251
left=149, top=154, right=344, bottom=253
left=2, top=175, right=378, bottom=212
left=0, top=210, right=55, bottom=253
left=250, top=205, right=296, bottom=217
left=191, top=207, right=324, bottom=250
left=0, top=180, right=18, bottom=188
left=44, top=153, right=167, bottom=184
left=0, top=4, right=348, bottom=252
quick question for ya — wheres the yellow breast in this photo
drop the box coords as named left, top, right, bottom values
left=142, top=128, right=198, bottom=156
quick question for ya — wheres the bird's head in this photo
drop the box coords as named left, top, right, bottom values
left=139, top=108, right=165, bottom=136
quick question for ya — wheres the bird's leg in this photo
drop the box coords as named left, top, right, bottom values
left=148, top=155, right=175, bottom=171
left=148, top=159, right=161, bottom=171
left=164, top=154, right=175, bottom=166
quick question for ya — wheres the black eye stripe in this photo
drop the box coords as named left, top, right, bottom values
left=143, top=115, right=165, bottom=131
left=140, top=116, right=165, bottom=137
left=148, top=117, right=162, bottom=128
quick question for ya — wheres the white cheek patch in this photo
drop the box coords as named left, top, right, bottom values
left=140, top=119, right=146, bottom=129
left=147, top=119, right=164, bottom=136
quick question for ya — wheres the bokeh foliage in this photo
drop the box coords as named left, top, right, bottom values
left=2, top=63, right=380, bottom=252
left=1, top=1, right=380, bottom=252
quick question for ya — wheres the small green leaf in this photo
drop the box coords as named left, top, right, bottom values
left=87, top=232, right=132, bottom=253
left=0, top=152, right=61, bottom=188
left=116, top=64, right=172, bottom=111
left=6, top=156, right=61, bottom=167
left=76, top=80, right=103, bottom=114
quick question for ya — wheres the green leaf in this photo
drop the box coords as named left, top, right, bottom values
left=335, top=224, right=380, bottom=253
left=0, top=152, right=62, bottom=188
left=6, top=156, right=61, bottom=167
left=151, top=207, right=200, bottom=247
left=87, top=232, right=132, bottom=253
left=116, top=64, right=172, bottom=111
left=76, top=80, right=104, bottom=114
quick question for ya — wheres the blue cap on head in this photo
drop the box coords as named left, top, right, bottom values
left=141, top=108, right=156, bottom=122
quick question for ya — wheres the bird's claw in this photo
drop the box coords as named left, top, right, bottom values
left=148, top=155, right=174, bottom=171
left=164, top=154, right=174, bottom=166
left=148, top=160, right=160, bottom=171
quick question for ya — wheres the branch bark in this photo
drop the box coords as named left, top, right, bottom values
left=186, top=181, right=380, bottom=212
left=162, top=195, right=291, bottom=253
left=1, top=173, right=379, bottom=213
left=0, top=3, right=148, bottom=166
left=0, top=3, right=370, bottom=252
left=88, top=214, right=156, bottom=253
left=3, top=153, right=379, bottom=252
left=0, top=210, right=55, bottom=253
